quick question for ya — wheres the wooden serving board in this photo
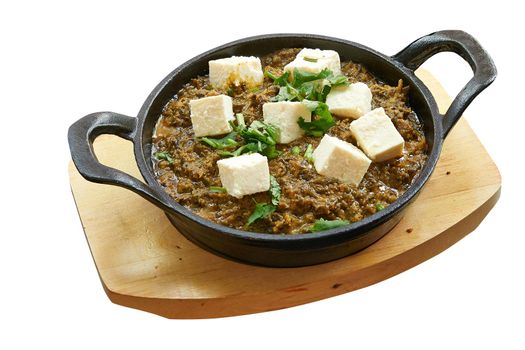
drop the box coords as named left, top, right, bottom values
left=68, top=70, right=501, bottom=319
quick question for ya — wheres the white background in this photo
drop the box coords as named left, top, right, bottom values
left=1, top=0, right=523, bottom=348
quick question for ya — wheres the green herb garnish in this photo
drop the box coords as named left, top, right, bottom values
left=234, top=112, right=246, bottom=130
left=199, top=131, right=239, bottom=149
left=154, top=151, right=174, bottom=164
left=265, top=70, right=290, bottom=86
left=198, top=114, right=281, bottom=159
left=375, top=203, right=385, bottom=211
left=298, top=102, right=335, bottom=137
left=247, top=202, right=276, bottom=226
left=310, top=218, right=350, bottom=232
left=209, top=186, right=227, bottom=193
left=291, top=146, right=301, bottom=155
left=220, top=114, right=281, bottom=159
left=265, top=68, right=348, bottom=102
left=304, top=144, right=314, bottom=163
left=303, top=56, right=318, bottom=63
left=265, top=68, right=345, bottom=137
left=268, top=68, right=348, bottom=103
left=269, top=175, right=281, bottom=206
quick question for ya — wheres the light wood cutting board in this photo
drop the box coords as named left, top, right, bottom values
left=68, top=70, right=501, bottom=318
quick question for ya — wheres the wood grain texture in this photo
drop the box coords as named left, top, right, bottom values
left=68, top=70, right=501, bottom=318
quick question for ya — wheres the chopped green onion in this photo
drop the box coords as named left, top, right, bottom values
left=291, top=146, right=301, bottom=155
left=303, top=57, right=318, bottom=63
left=304, top=144, right=314, bottom=163
left=223, top=114, right=281, bottom=159
left=199, top=131, right=239, bottom=149
left=209, top=186, right=227, bottom=193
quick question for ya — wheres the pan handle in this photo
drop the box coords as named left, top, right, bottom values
left=68, top=112, right=174, bottom=212
left=392, top=30, right=497, bottom=138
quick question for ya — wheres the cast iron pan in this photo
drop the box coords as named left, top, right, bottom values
left=68, top=30, right=496, bottom=267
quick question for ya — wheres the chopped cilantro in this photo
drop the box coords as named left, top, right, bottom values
left=265, top=68, right=345, bottom=136
left=269, top=176, right=281, bottom=206
left=310, top=218, right=349, bottom=232
left=265, top=70, right=290, bottom=87
left=154, top=151, right=174, bottom=164
left=247, top=202, right=276, bottom=226
left=375, top=203, right=385, bottom=211
left=222, top=114, right=281, bottom=159
left=297, top=102, right=335, bottom=137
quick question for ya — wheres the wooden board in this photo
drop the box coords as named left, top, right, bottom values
left=68, top=70, right=501, bottom=319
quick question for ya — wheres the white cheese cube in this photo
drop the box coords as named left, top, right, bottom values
left=326, top=82, right=372, bottom=119
left=189, top=95, right=234, bottom=137
left=217, top=153, right=270, bottom=198
left=262, top=102, right=311, bottom=143
left=312, top=134, right=371, bottom=186
left=284, top=48, right=341, bottom=76
left=209, top=56, right=264, bottom=89
left=350, top=107, right=405, bottom=162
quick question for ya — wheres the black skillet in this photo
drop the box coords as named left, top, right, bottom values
left=68, top=30, right=496, bottom=267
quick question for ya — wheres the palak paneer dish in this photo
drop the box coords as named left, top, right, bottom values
left=152, top=48, right=427, bottom=234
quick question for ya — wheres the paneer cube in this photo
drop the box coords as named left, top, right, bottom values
left=312, top=134, right=371, bottom=186
left=217, top=153, right=270, bottom=198
left=189, top=95, right=234, bottom=137
left=350, top=107, right=405, bottom=162
left=326, top=82, right=372, bottom=119
left=262, top=101, right=311, bottom=143
left=209, top=56, right=264, bottom=89
left=284, top=48, right=341, bottom=76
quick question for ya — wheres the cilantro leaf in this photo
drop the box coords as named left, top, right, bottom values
left=301, top=100, right=319, bottom=112
left=291, top=146, right=301, bottom=155
left=265, top=70, right=290, bottom=87
left=292, top=68, right=331, bottom=87
left=327, top=73, right=348, bottom=87
left=154, top=151, right=174, bottom=164
left=269, top=176, right=281, bottom=206
left=297, top=102, right=335, bottom=137
left=310, top=218, right=349, bottom=232
left=247, top=202, right=276, bottom=226
left=272, top=84, right=301, bottom=102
